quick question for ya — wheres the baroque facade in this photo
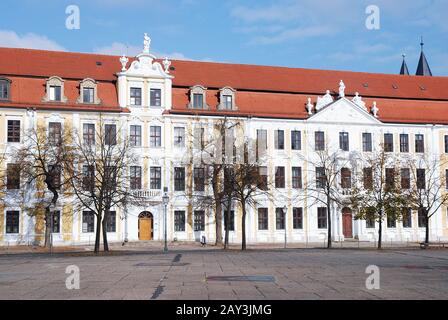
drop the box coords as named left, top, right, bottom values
left=1, top=35, right=448, bottom=246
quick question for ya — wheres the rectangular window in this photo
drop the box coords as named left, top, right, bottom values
left=258, top=208, right=268, bottom=230
left=52, top=211, right=60, bottom=233
left=315, top=131, right=325, bottom=151
left=317, top=207, right=327, bottom=229
left=363, top=167, right=373, bottom=189
left=402, top=208, right=412, bottom=228
left=130, top=166, right=142, bottom=190
left=150, top=88, right=162, bottom=107
left=83, top=87, right=94, bottom=104
left=82, top=211, right=95, bottom=233
left=292, top=167, right=302, bottom=189
left=385, top=168, right=395, bottom=189
left=341, top=168, right=351, bottom=189
left=194, top=167, right=205, bottom=192
left=83, top=123, right=95, bottom=145
left=446, top=169, right=448, bottom=190
left=150, top=126, right=161, bottom=148
left=275, top=166, right=285, bottom=188
left=258, top=166, right=268, bottom=190
left=339, top=132, right=349, bottom=151
left=6, top=164, right=20, bottom=190
left=48, top=164, right=61, bottom=190
left=224, top=210, right=235, bottom=231
left=362, top=133, right=372, bottom=152
left=130, top=87, right=142, bottom=106
left=400, top=134, right=409, bottom=153
left=7, top=120, right=20, bottom=143
left=415, top=134, right=424, bottom=153
left=222, top=95, right=232, bottom=109
left=293, top=207, right=303, bottom=229
left=194, top=210, right=205, bottom=231
left=6, top=211, right=19, bottom=234
left=387, top=215, right=396, bottom=228
left=49, top=85, right=61, bottom=101
left=418, top=208, right=427, bottom=228
left=0, top=80, right=9, bottom=100
left=401, top=168, right=411, bottom=189
left=445, top=135, right=448, bottom=153
left=384, top=133, right=394, bottom=152
left=316, top=167, right=325, bottom=189
left=174, top=127, right=185, bottom=148
left=193, top=93, right=203, bottom=109
left=174, top=167, right=185, bottom=191
left=417, top=169, right=426, bottom=189
left=174, top=211, right=186, bottom=232
left=48, top=122, right=62, bottom=144
left=105, top=124, right=117, bottom=145
left=106, top=211, right=116, bottom=232
left=256, top=129, right=267, bottom=159
left=275, top=208, right=285, bottom=230
left=291, top=130, right=301, bottom=150
left=150, top=167, right=161, bottom=189
left=274, top=130, right=284, bottom=150
left=366, top=214, right=375, bottom=228
left=82, top=165, right=94, bottom=191
left=130, top=125, right=142, bottom=147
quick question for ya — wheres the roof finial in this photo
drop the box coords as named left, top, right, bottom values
left=420, top=36, right=424, bottom=51
left=400, top=53, right=409, bottom=75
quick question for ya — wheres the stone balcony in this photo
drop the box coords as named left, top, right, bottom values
left=131, top=189, right=162, bottom=203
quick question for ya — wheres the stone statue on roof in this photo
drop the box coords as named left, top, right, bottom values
left=339, top=80, right=346, bottom=98
left=143, top=33, right=151, bottom=53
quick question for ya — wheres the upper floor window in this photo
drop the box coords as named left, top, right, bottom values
left=7, top=163, right=20, bottom=190
left=416, top=169, right=426, bottom=190
left=150, top=167, right=162, bottom=190
left=415, top=134, right=424, bottom=153
left=83, top=123, right=95, bottom=145
left=189, top=85, right=207, bottom=109
left=150, top=88, right=162, bottom=107
left=400, top=134, right=409, bottom=153
left=401, top=168, right=411, bottom=189
left=48, top=122, right=62, bottom=145
left=0, top=78, right=11, bottom=100
left=50, top=86, right=62, bottom=101
left=218, top=87, right=237, bottom=110
left=193, top=93, right=203, bottom=109
left=445, top=135, right=448, bottom=153
left=44, top=76, right=67, bottom=103
left=194, top=167, right=205, bottom=192
left=7, top=120, right=20, bottom=143
left=105, top=124, right=117, bottom=146
left=79, top=78, right=100, bottom=104
left=384, top=133, right=394, bottom=152
left=385, top=168, right=395, bottom=189
left=258, top=166, right=268, bottom=190
left=82, top=165, right=95, bottom=192
left=315, top=131, right=325, bottom=151
left=292, top=167, right=302, bottom=189
left=363, top=167, right=373, bottom=189
left=174, top=127, right=185, bottom=148
left=275, top=166, right=285, bottom=188
left=274, top=130, right=284, bottom=150
left=316, top=167, right=326, bottom=189
left=341, top=168, right=351, bottom=189
left=150, top=125, right=161, bottom=148
left=130, top=166, right=142, bottom=190
left=130, top=87, right=142, bottom=106
left=130, top=125, right=142, bottom=147
left=362, top=133, right=372, bottom=152
left=83, top=88, right=94, bottom=104
left=174, top=167, right=186, bottom=191
left=291, top=130, right=301, bottom=150
left=339, top=132, right=349, bottom=151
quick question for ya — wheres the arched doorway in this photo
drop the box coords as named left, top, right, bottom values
left=138, top=212, right=153, bottom=240
left=342, top=207, right=353, bottom=238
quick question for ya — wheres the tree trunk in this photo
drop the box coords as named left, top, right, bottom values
left=241, top=202, right=247, bottom=251
left=377, top=216, right=382, bottom=250
left=94, top=214, right=102, bottom=254
left=215, top=201, right=223, bottom=246
left=425, top=215, right=430, bottom=245
left=44, top=206, right=52, bottom=248
left=326, top=198, right=332, bottom=249
left=102, top=212, right=109, bottom=252
left=224, top=199, right=232, bottom=250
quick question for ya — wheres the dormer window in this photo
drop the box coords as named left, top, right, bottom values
left=78, top=78, right=100, bottom=104
left=0, top=78, right=11, bottom=100
left=44, top=76, right=67, bottom=103
left=218, top=87, right=237, bottom=110
left=189, top=85, right=207, bottom=109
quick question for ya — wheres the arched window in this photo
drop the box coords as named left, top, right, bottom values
left=0, top=78, right=11, bottom=100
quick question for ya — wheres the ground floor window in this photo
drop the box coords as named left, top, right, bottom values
left=194, top=210, right=205, bottom=231
left=258, top=208, right=268, bottom=230
left=82, top=211, right=95, bottom=233
left=174, top=210, right=185, bottom=232
left=402, top=208, right=412, bottom=228
left=317, top=207, right=327, bottom=229
left=293, top=207, right=303, bottom=229
left=224, top=210, right=234, bottom=231
left=276, top=208, right=285, bottom=230
left=106, top=211, right=116, bottom=232
left=6, top=211, right=19, bottom=234
left=387, top=215, right=396, bottom=228
left=52, top=211, right=60, bottom=233
left=418, top=208, right=427, bottom=228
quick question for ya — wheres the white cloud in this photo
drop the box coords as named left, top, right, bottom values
left=249, top=25, right=335, bottom=45
left=0, top=30, right=66, bottom=51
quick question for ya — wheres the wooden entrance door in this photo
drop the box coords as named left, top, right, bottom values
left=138, top=212, right=153, bottom=240
left=342, top=208, right=353, bottom=238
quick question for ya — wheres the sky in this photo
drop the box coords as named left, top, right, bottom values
left=0, top=0, right=447, bottom=76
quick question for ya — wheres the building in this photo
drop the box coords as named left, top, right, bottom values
left=1, top=34, right=448, bottom=246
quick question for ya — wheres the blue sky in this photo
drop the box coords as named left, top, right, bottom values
left=0, top=0, right=447, bottom=75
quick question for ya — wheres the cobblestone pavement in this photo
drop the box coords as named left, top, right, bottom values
left=0, top=247, right=447, bottom=300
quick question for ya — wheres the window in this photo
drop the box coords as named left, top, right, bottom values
left=150, top=88, right=162, bottom=107
left=222, top=95, right=233, bottom=110
left=402, top=208, right=412, bottom=228
left=384, top=133, right=394, bottom=152
left=130, top=125, right=142, bottom=147
left=150, top=167, right=162, bottom=189
left=293, top=207, right=303, bottom=229
left=363, top=167, right=373, bottom=189
left=387, top=214, right=396, bottom=228
left=292, top=167, right=302, bottom=189
left=317, top=207, right=327, bottom=229
left=224, top=210, right=234, bottom=231
left=6, top=164, right=20, bottom=190
left=104, top=166, right=117, bottom=191
left=418, top=208, right=427, bottom=228
left=83, top=87, right=94, bottom=104
left=0, top=79, right=10, bottom=100
left=82, top=211, right=95, bottom=233
left=49, top=85, right=62, bottom=101
left=48, top=164, right=61, bottom=190
left=258, top=208, right=268, bottom=230
left=316, top=167, right=326, bottom=189
left=174, top=167, right=185, bottom=191
left=83, top=123, right=95, bottom=145
left=315, top=131, right=325, bottom=151
left=366, top=214, right=375, bottom=228
left=415, top=134, right=424, bottom=153
left=52, top=211, right=60, bottom=233
left=150, top=126, right=161, bottom=148
left=174, top=211, right=186, bottom=232
left=193, top=93, right=203, bottom=109
left=401, top=168, right=410, bottom=189
left=417, top=169, right=426, bottom=189
left=194, top=210, right=205, bottom=231
left=7, top=120, right=20, bottom=143
left=274, top=130, right=284, bottom=150
left=341, top=168, right=351, bottom=189
left=130, top=166, right=142, bottom=190
left=256, top=129, right=267, bottom=159
left=385, top=168, right=395, bottom=189
left=106, top=211, right=116, bottom=232
left=362, top=133, right=372, bottom=152
left=275, top=208, right=285, bottom=230
left=130, top=87, right=142, bottom=106
left=400, top=134, right=409, bottom=153
left=82, top=165, right=94, bottom=191
left=6, top=211, right=19, bottom=233
left=339, top=132, right=349, bottom=151
left=275, top=166, right=285, bottom=188
left=445, top=169, right=448, bottom=190
left=445, top=135, right=448, bottom=153
left=291, top=130, right=301, bottom=150
left=105, top=124, right=117, bottom=145
left=258, top=166, right=268, bottom=190
left=48, top=122, right=62, bottom=144
left=174, top=127, right=185, bottom=148
left=194, top=167, right=205, bottom=192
